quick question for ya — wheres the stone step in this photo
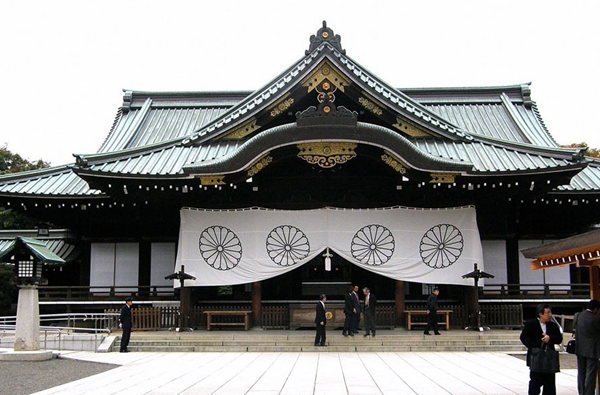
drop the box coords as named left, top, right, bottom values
left=112, top=330, right=525, bottom=352
left=119, top=339, right=523, bottom=347
left=121, top=344, right=526, bottom=353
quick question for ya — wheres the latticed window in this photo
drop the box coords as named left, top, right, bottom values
left=18, top=260, right=34, bottom=277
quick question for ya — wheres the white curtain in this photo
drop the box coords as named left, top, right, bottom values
left=175, top=206, right=484, bottom=286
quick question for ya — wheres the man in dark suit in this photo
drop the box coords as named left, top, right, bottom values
left=351, top=284, right=361, bottom=333
left=575, top=299, right=600, bottom=395
left=119, top=296, right=133, bottom=353
left=314, top=294, right=327, bottom=346
left=342, top=287, right=354, bottom=337
left=424, top=287, right=440, bottom=335
left=520, top=303, right=562, bottom=395
left=362, top=287, right=377, bottom=337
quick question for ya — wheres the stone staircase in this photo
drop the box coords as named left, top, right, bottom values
left=113, top=330, right=526, bottom=353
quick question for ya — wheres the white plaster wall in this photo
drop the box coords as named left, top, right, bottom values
left=519, top=239, right=570, bottom=290
left=481, top=240, right=507, bottom=287
left=90, top=243, right=115, bottom=291
left=90, top=242, right=139, bottom=292
left=151, top=242, right=176, bottom=288
left=115, top=243, right=139, bottom=292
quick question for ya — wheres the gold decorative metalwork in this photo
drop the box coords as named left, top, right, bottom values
left=358, top=96, right=383, bottom=116
left=393, top=117, right=431, bottom=137
left=430, top=173, right=457, bottom=183
left=269, top=96, right=295, bottom=118
left=221, top=118, right=259, bottom=140
left=381, top=151, right=407, bottom=174
left=247, top=155, right=273, bottom=177
left=301, top=60, right=351, bottom=93
left=199, top=175, right=225, bottom=186
left=297, top=142, right=357, bottom=169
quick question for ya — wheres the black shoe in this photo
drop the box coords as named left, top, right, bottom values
left=424, top=332, right=431, bottom=335
left=363, top=334, right=370, bottom=337
left=349, top=332, right=354, bottom=337
left=120, top=349, right=129, bottom=353
left=342, top=332, right=348, bottom=337
left=372, top=333, right=376, bottom=337
left=434, top=332, right=441, bottom=336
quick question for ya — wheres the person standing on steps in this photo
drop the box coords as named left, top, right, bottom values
left=119, top=296, right=133, bottom=352
left=424, top=287, right=441, bottom=335
left=363, top=287, right=377, bottom=337
left=314, top=294, right=327, bottom=347
left=342, top=286, right=354, bottom=336
left=351, top=284, right=362, bottom=334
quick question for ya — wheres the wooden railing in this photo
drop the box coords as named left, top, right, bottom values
left=37, top=283, right=591, bottom=302
left=480, top=304, right=523, bottom=329
left=375, top=303, right=396, bottom=329
left=262, top=304, right=289, bottom=329
left=105, top=302, right=522, bottom=331
left=39, top=285, right=175, bottom=301
left=406, top=303, right=522, bottom=329
left=481, top=283, right=589, bottom=299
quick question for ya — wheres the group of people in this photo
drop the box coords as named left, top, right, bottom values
left=520, top=300, right=600, bottom=395
left=314, top=285, right=377, bottom=347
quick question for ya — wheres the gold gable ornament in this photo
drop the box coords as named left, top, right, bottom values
left=301, top=60, right=351, bottom=93
left=221, top=118, right=259, bottom=140
left=297, top=142, right=357, bottom=169
left=269, top=94, right=295, bottom=118
left=393, top=117, right=431, bottom=137
left=247, top=155, right=273, bottom=177
left=199, top=175, right=226, bottom=186
left=381, top=151, right=408, bottom=174
left=430, top=173, right=457, bottom=184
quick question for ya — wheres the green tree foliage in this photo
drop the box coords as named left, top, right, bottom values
left=561, top=143, right=600, bottom=159
left=0, top=145, right=50, bottom=230
left=0, top=145, right=50, bottom=174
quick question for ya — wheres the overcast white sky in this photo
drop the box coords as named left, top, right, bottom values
left=1, top=0, right=599, bottom=166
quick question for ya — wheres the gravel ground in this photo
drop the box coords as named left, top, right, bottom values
left=510, top=352, right=577, bottom=369
left=0, top=357, right=118, bottom=395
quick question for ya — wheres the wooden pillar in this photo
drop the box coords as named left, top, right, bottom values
left=505, top=237, right=520, bottom=294
left=395, top=280, right=405, bottom=327
left=589, top=265, right=599, bottom=300
left=180, top=286, right=191, bottom=328
left=138, top=241, right=151, bottom=297
left=252, top=281, right=262, bottom=327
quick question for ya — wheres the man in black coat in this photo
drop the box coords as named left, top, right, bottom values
left=575, top=299, right=600, bottom=395
left=351, top=284, right=361, bottom=333
left=342, top=287, right=354, bottom=337
left=362, top=287, right=377, bottom=337
left=424, top=287, right=440, bottom=335
left=314, top=294, right=327, bottom=346
left=119, top=297, right=133, bottom=353
left=520, top=303, right=563, bottom=395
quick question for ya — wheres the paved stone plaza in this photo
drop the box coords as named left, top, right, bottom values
left=29, top=351, right=577, bottom=395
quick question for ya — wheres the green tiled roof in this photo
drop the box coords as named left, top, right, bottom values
left=0, top=237, right=65, bottom=265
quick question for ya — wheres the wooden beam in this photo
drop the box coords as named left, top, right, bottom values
left=590, top=266, right=599, bottom=300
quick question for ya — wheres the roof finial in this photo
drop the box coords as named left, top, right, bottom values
left=306, top=20, right=345, bottom=55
